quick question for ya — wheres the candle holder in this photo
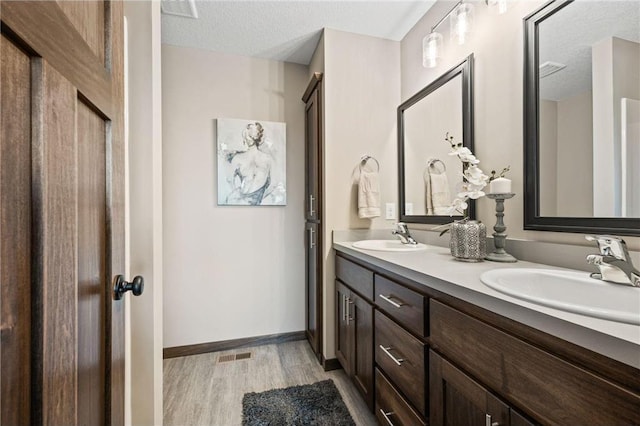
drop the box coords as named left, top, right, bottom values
left=485, top=193, right=517, bottom=263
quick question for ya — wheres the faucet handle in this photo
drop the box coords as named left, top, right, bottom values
left=395, top=222, right=408, bottom=233
left=585, top=235, right=630, bottom=260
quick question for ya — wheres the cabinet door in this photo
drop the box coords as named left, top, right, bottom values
left=304, top=81, right=321, bottom=222
left=305, top=222, right=321, bottom=357
left=430, top=350, right=535, bottom=426
left=350, top=291, right=374, bottom=410
left=335, top=281, right=351, bottom=375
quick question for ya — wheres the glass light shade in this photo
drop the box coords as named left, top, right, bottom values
left=422, top=32, right=443, bottom=68
left=487, top=0, right=508, bottom=15
left=450, top=2, right=474, bottom=45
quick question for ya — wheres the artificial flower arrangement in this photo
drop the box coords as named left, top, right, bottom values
left=444, top=132, right=509, bottom=216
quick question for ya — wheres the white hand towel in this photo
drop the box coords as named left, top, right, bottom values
left=358, top=171, right=381, bottom=219
left=425, top=161, right=451, bottom=215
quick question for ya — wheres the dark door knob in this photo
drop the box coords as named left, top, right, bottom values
left=113, top=275, right=144, bottom=300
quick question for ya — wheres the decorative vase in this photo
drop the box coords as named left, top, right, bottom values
left=449, top=219, right=486, bottom=262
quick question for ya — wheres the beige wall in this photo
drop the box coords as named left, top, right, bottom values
left=401, top=0, right=639, bottom=250
left=540, top=93, right=594, bottom=217
left=539, top=99, right=558, bottom=216
left=124, top=2, right=163, bottom=425
left=557, top=91, right=593, bottom=217
left=592, top=37, right=640, bottom=217
left=162, top=45, right=308, bottom=348
left=312, top=29, right=400, bottom=358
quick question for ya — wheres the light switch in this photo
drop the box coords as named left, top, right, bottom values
left=405, top=202, right=414, bottom=215
left=385, top=203, right=396, bottom=220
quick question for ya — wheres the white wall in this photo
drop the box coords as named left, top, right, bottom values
left=312, top=29, right=400, bottom=358
left=124, top=2, right=163, bottom=425
left=162, top=45, right=308, bottom=348
left=401, top=0, right=639, bottom=250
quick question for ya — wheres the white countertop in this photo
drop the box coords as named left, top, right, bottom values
left=333, top=236, right=640, bottom=369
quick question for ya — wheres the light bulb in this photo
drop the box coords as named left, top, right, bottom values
left=422, top=32, right=443, bottom=68
left=450, top=2, right=474, bottom=45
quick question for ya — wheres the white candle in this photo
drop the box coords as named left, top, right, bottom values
left=489, top=177, right=511, bottom=194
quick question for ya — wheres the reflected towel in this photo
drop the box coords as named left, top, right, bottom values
left=425, top=162, right=451, bottom=215
left=358, top=171, right=381, bottom=219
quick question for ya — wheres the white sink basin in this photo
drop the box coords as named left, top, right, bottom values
left=352, top=240, right=428, bottom=252
left=480, top=268, right=640, bottom=325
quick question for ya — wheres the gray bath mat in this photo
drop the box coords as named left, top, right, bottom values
left=242, top=379, right=355, bottom=426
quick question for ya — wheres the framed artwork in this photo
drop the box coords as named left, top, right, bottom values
left=216, top=118, right=287, bottom=206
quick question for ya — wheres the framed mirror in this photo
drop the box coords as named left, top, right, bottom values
left=524, top=0, right=640, bottom=235
left=398, top=54, right=474, bottom=224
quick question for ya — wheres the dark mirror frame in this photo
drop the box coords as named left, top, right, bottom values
left=398, top=54, right=475, bottom=224
left=523, top=0, right=640, bottom=236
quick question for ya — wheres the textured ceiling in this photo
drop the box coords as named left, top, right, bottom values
left=539, top=1, right=640, bottom=101
left=161, top=0, right=436, bottom=65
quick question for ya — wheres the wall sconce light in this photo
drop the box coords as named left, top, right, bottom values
left=450, top=2, right=474, bottom=45
left=422, top=0, right=504, bottom=69
left=422, top=32, right=443, bottom=68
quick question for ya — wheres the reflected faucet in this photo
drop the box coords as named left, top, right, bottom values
left=586, top=235, right=640, bottom=287
left=392, top=222, right=418, bottom=245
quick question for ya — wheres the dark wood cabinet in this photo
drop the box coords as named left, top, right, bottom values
left=430, top=299, right=640, bottom=425
left=336, top=280, right=350, bottom=375
left=375, top=368, right=426, bottom=426
left=333, top=251, right=640, bottom=426
left=303, top=73, right=323, bottom=361
left=335, top=280, right=374, bottom=409
left=375, top=310, right=426, bottom=416
left=305, top=221, right=321, bottom=358
left=430, top=350, right=536, bottom=426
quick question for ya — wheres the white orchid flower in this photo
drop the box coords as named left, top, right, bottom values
left=443, top=133, right=506, bottom=217
left=464, top=165, right=489, bottom=185
left=449, top=197, right=468, bottom=214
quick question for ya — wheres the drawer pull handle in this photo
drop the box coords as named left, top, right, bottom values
left=379, top=294, right=404, bottom=308
left=380, top=345, right=404, bottom=366
left=379, top=409, right=395, bottom=426
left=485, top=414, right=499, bottom=426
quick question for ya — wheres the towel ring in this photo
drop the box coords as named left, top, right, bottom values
left=426, top=158, right=446, bottom=173
left=360, top=155, right=380, bottom=172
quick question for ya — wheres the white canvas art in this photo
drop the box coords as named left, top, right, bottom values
left=216, top=118, right=287, bottom=206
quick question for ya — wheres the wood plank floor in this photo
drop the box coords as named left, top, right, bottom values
left=163, top=339, right=377, bottom=425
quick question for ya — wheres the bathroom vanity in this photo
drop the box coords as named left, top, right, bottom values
left=333, top=240, right=640, bottom=425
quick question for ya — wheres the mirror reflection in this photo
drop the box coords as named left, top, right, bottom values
left=404, top=75, right=462, bottom=216
left=537, top=1, right=640, bottom=218
left=399, top=55, right=474, bottom=224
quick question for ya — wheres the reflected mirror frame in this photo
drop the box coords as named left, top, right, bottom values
left=398, top=54, right=475, bottom=224
left=523, top=0, right=640, bottom=236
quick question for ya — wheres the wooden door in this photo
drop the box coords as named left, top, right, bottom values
left=430, top=351, right=536, bottom=426
left=0, top=2, right=125, bottom=425
left=305, top=221, right=320, bottom=356
left=335, top=281, right=351, bottom=375
left=303, top=73, right=322, bottom=223
left=303, top=72, right=323, bottom=360
left=350, top=291, right=373, bottom=410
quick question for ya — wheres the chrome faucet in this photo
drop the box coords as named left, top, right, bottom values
left=585, top=235, right=640, bottom=287
left=392, top=222, right=418, bottom=245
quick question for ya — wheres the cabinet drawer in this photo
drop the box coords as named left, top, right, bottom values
left=430, top=300, right=640, bottom=425
left=375, top=310, right=426, bottom=416
left=375, top=275, right=425, bottom=336
left=336, top=256, right=373, bottom=301
left=375, top=368, right=426, bottom=426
